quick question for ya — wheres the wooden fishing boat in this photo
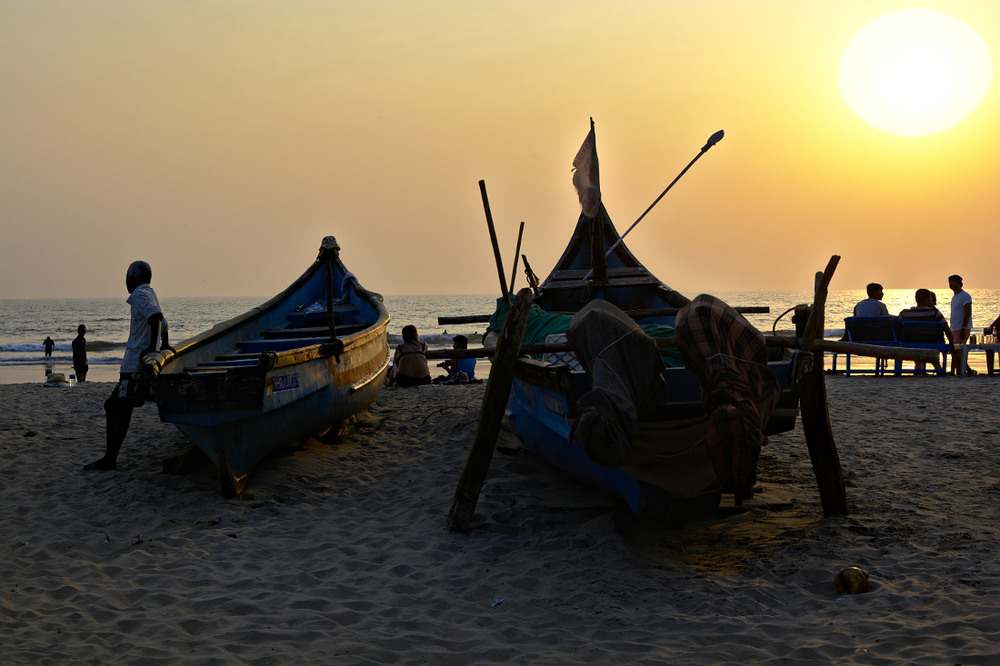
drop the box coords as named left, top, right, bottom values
left=493, top=125, right=815, bottom=518
left=144, top=236, right=390, bottom=497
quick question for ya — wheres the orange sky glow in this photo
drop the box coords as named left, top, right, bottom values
left=1, top=1, right=997, bottom=299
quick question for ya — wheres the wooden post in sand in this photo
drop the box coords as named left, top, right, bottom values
left=447, top=288, right=534, bottom=533
left=798, top=256, right=849, bottom=515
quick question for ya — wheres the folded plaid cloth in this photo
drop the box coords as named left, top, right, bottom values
left=676, top=294, right=780, bottom=504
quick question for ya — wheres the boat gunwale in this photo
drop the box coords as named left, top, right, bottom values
left=151, top=248, right=389, bottom=376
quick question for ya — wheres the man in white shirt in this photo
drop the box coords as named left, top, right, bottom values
left=84, top=261, right=173, bottom=471
left=854, top=283, right=889, bottom=317
left=948, top=274, right=974, bottom=375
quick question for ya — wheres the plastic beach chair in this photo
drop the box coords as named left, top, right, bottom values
left=843, top=316, right=900, bottom=376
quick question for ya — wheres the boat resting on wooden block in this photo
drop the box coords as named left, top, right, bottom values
left=489, top=123, right=823, bottom=519
left=144, top=236, right=390, bottom=496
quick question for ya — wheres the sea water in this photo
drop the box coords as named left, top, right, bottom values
left=2, top=289, right=997, bottom=384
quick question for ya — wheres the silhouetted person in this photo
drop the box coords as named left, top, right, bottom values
left=899, top=288, right=953, bottom=372
left=43, top=336, right=54, bottom=357
left=986, top=314, right=999, bottom=376
left=854, top=283, right=888, bottom=317
left=387, top=325, right=431, bottom=387
left=436, top=334, right=480, bottom=383
left=948, top=274, right=974, bottom=375
left=72, top=324, right=88, bottom=382
left=84, top=261, right=172, bottom=471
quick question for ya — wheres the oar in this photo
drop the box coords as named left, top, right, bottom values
left=583, top=129, right=725, bottom=281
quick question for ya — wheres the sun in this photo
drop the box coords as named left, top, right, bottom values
left=839, top=9, right=993, bottom=136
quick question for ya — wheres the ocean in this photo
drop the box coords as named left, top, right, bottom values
left=2, top=289, right=997, bottom=384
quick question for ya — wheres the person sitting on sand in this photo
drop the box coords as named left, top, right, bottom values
left=387, top=325, right=431, bottom=387
left=436, top=335, right=481, bottom=383
left=84, top=260, right=173, bottom=471
left=899, top=289, right=953, bottom=373
left=854, top=282, right=889, bottom=317
left=72, top=324, right=88, bottom=382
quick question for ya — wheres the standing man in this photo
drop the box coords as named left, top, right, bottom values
left=948, top=274, right=974, bottom=375
left=72, top=324, right=89, bottom=382
left=43, top=336, right=55, bottom=357
left=84, top=261, right=172, bottom=471
left=854, top=283, right=889, bottom=316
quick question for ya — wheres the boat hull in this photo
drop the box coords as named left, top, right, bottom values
left=169, top=350, right=388, bottom=495
left=506, top=354, right=807, bottom=515
left=148, top=238, right=390, bottom=496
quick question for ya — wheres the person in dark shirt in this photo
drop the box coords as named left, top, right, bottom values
left=72, top=324, right=88, bottom=382
left=43, top=336, right=54, bottom=357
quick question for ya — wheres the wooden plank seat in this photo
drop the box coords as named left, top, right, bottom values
left=190, top=358, right=261, bottom=368
left=286, top=304, right=361, bottom=328
left=548, top=267, right=653, bottom=280
left=182, top=365, right=251, bottom=374
left=261, top=324, right=366, bottom=338
left=237, top=337, right=331, bottom=353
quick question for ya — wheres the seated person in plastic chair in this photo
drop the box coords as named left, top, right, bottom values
left=986, top=314, right=999, bottom=376
left=899, top=288, right=953, bottom=372
left=854, top=282, right=889, bottom=317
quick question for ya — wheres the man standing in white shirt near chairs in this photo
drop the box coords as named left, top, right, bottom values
left=948, top=274, right=975, bottom=376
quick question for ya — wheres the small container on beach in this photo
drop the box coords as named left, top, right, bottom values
left=69, top=374, right=76, bottom=386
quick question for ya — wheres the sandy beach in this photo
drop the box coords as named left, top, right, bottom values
left=2, top=376, right=998, bottom=664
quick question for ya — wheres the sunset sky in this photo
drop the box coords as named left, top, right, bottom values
left=2, top=1, right=997, bottom=300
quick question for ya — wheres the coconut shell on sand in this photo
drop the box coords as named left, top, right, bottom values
left=1, top=377, right=999, bottom=663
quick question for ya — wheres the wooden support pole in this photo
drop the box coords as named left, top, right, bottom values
left=424, top=334, right=943, bottom=366
left=798, top=258, right=849, bottom=515
left=508, top=221, right=525, bottom=295
left=800, top=256, right=839, bottom=349
left=438, top=305, right=769, bottom=326
left=447, top=288, right=534, bottom=533
left=479, top=180, right=509, bottom=304
left=438, top=314, right=494, bottom=325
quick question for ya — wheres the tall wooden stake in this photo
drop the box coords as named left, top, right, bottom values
left=508, top=221, right=525, bottom=294
left=447, top=288, right=534, bottom=532
left=798, top=257, right=848, bottom=515
left=479, top=180, right=510, bottom=304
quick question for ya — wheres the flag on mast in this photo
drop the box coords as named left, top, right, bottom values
left=572, top=119, right=601, bottom=219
